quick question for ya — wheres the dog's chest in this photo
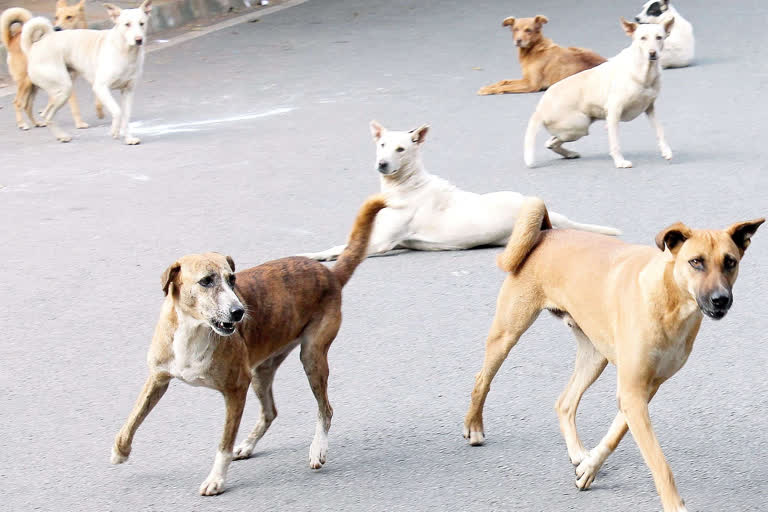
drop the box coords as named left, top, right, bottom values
left=169, top=325, right=217, bottom=387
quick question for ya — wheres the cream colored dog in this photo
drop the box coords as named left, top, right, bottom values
left=21, top=1, right=151, bottom=144
left=463, top=197, right=763, bottom=512
left=524, top=18, right=674, bottom=169
left=300, top=121, right=619, bottom=261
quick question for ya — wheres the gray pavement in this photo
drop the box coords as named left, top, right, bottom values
left=1, top=0, right=767, bottom=511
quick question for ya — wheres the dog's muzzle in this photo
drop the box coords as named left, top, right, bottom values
left=53, top=26, right=63, bottom=31
left=649, top=51, right=658, bottom=60
left=698, top=291, right=733, bottom=320
left=211, top=305, right=245, bottom=336
left=377, top=161, right=395, bottom=175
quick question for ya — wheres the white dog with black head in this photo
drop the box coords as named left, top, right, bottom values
left=635, top=0, right=694, bottom=68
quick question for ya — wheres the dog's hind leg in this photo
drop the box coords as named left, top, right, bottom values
left=67, top=89, right=89, bottom=129
left=300, top=306, right=342, bottom=470
left=233, top=350, right=293, bottom=460
left=555, top=319, right=607, bottom=466
left=199, top=385, right=248, bottom=496
left=41, top=79, right=74, bottom=142
left=463, top=281, right=541, bottom=446
left=546, top=136, right=581, bottom=159
left=111, top=373, right=171, bottom=464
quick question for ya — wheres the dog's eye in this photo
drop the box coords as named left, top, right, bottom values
left=125, top=22, right=131, bottom=27
left=723, top=256, right=738, bottom=270
left=640, top=36, right=647, bottom=40
left=688, top=258, right=704, bottom=271
left=198, top=275, right=215, bottom=288
left=396, top=147, right=404, bottom=153
left=140, top=22, right=145, bottom=26
left=66, top=16, right=73, bottom=20
left=656, top=35, right=662, bottom=40
left=228, top=275, right=236, bottom=287
left=380, top=143, right=385, bottom=147
left=525, top=28, right=532, bottom=33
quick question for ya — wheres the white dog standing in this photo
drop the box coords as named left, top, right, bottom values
left=21, top=1, right=151, bottom=144
left=300, top=121, right=620, bottom=262
left=635, top=0, right=694, bottom=68
left=524, top=18, right=674, bottom=169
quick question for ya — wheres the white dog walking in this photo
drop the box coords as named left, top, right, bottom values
left=635, top=0, right=694, bottom=68
left=21, top=1, right=152, bottom=144
left=524, top=18, right=674, bottom=169
left=300, top=121, right=620, bottom=262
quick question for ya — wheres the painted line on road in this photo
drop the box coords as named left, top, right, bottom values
left=129, top=106, right=294, bottom=136
left=0, top=0, right=309, bottom=99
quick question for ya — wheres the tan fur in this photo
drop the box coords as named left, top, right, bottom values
left=0, top=1, right=102, bottom=131
left=111, top=195, right=386, bottom=496
left=478, top=15, right=606, bottom=95
left=464, top=197, right=763, bottom=512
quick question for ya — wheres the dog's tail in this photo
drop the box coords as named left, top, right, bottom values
left=497, top=197, right=551, bottom=273
left=548, top=211, right=621, bottom=236
left=524, top=110, right=542, bottom=168
left=20, top=16, right=52, bottom=55
left=1, top=7, right=32, bottom=48
left=332, top=195, right=388, bottom=287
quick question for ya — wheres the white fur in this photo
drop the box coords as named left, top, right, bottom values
left=524, top=20, right=673, bottom=169
left=308, top=418, right=328, bottom=469
left=168, top=311, right=218, bottom=387
left=635, top=1, right=694, bottom=68
left=299, top=122, right=620, bottom=261
left=199, top=450, right=232, bottom=496
left=21, top=1, right=152, bottom=144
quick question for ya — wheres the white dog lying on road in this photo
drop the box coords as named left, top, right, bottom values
left=21, top=1, right=151, bottom=144
left=300, top=121, right=620, bottom=261
left=524, top=18, right=674, bottom=169
left=635, top=0, right=694, bottom=68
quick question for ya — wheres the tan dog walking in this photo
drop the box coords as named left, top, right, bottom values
left=111, top=196, right=386, bottom=496
left=478, top=15, right=605, bottom=95
left=463, top=197, right=763, bottom=512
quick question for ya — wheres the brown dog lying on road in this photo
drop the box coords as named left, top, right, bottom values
left=478, top=15, right=606, bottom=95
left=111, top=195, right=386, bottom=496
left=463, top=197, right=763, bottom=512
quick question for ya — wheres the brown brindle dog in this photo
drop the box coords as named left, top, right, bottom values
left=478, top=15, right=606, bottom=95
left=111, top=195, right=386, bottom=496
left=463, top=197, right=763, bottom=512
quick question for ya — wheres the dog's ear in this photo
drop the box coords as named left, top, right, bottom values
left=502, top=17, right=515, bottom=28
left=226, top=255, right=236, bottom=272
left=620, top=17, right=637, bottom=37
left=661, top=0, right=670, bottom=8
left=161, top=261, right=181, bottom=296
left=103, top=3, right=122, bottom=22
left=410, top=124, right=430, bottom=144
left=369, top=120, right=385, bottom=141
left=140, top=0, right=153, bottom=15
left=77, top=0, right=86, bottom=9
left=56, top=0, right=68, bottom=7
left=534, top=15, right=548, bottom=26
left=663, top=17, right=675, bottom=36
left=726, top=218, right=765, bottom=256
left=655, top=222, right=693, bottom=254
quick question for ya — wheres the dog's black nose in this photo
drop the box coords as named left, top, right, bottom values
left=378, top=161, right=388, bottom=171
left=230, top=305, right=245, bottom=322
left=649, top=50, right=657, bottom=58
left=135, top=38, right=143, bottom=46
left=634, top=16, right=641, bottom=22
left=53, top=26, right=62, bottom=31
left=710, top=292, right=731, bottom=309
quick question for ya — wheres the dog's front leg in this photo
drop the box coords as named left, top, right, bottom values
left=120, top=88, right=140, bottom=145
left=619, top=385, right=687, bottom=512
left=111, top=373, right=171, bottom=464
left=93, top=83, right=122, bottom=140
left=606, top=108, right=632, bottom=168
left=478, top=77, right=541, bottom=95
left=199, top=387, right=247, bottom=496
left=646, top=103, right=672, bottom=161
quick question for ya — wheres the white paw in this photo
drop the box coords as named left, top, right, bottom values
left=524, top=155, right=535, bottom=168
left=564, top=151, right=581, bottom=159
left=575, top=452, right=603, bottom=490
left=18, top=123, right=30, bottom=131
left=462, top=425, right=485, bottom=446
left=76, top=121, right=89, bottom=129
left=661, top=146, right=673, bottom=160
left=233, top=440, right=255, bottom=460
left=110, top=447, right=128, bottom=464
left=57, top=134, right=72, bottom=143
left=308, top=438, right=328, bottom=469
left=111, top=122, right=121, bottom=138
left=124, top=136, right=141, bottom=145
left=614, top=159, right=632, bottom=168
left=568, top=447, right=590, bottom=466
left=199, top=475, right=226, bottom=496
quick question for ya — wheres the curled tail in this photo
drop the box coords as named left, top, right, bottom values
left=548, top=211, right=621, bottom=236
left=1, top=7, right=32, bottom=48
left=20, top=16, right=52, bottom=55
left=497, top=197, right=551, bottom=273
left=332, top=194, right=387, bottom=287
left=524, top=110, right=542, bottom=168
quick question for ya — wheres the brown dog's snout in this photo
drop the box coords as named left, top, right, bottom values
left=709, top=290, right=732, bottom=309
left=230, top=305, right=244, bottom=322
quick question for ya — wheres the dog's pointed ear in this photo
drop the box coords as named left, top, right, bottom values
left=621, top=17, right=637, bottom=37
left=655, top=222, right=693, bottom=254
left=140, top=0, right=152, bottom=15
left=77, top=0, right=86, bottom=9
left=369, top=120, right=385, bottom=141
left=534, top=15, right=548, bottom=26
left=726, top=218, right=765, bottom=256
left=410, top=124, right=430, bottom=144
left=57, top=0, right=68, bottom=8
left=161, top=261, right=181, bottom=296
left=661, top=0, right=670, bottom=7
left=502, top=17, right=515, bottom=28
left=663, top=16, right=675, bottom=36
left=103, top=3, right=122, bottom=22
left=226, top=255, right=236, bottom=272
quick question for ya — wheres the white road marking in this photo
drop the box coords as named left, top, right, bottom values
left=129, top=107, right=294, bottom=136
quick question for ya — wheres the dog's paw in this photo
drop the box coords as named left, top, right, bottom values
left=563, top=151, right=581, bottom=160
left=661, top=146, right=673, bottom=160
left=477, top=86, right=495, bottom=96
left=75, top=121, right=89, bottom=129
left=199, top=475, right=226, bottom=496
left=17, top=122, right=30, bottom=131
left=110, top=447, right=129, bottom=464
left=57, top=134, right=72, bottom=143
left=575, top=452, right=602, bottom=490
left=462, top=424, right=486, bottom=446
left=308, top=438, right=328, bottom=469
left=233, top=440, right=255, bottom=460
left=614, top=159, right=632, bottom=168
left=124, top=136, right=141, bottom=145
left=568, top=447, right=590, bottom=467
left=35, top=120, right=47, bottom=127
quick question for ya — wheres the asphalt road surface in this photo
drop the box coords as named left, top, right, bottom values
left=2, top=1, right=767, bottom=511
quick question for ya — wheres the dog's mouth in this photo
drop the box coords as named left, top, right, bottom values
left=649, top=54, right=659, bottom=61
left=698, top=302, right=730, bottom=320
left=211, top=319, right=237, bottom=336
